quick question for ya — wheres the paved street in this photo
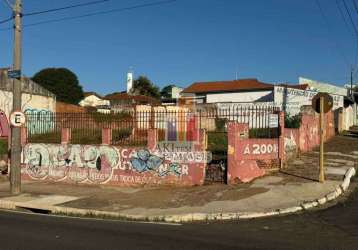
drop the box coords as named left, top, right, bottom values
left=0, top=184, right=356, bottom=250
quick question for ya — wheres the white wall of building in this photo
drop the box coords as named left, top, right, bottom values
left=171, top=86, right=183, bottom=99
left=0, top=90, right=56, bottom=118
left=274, top=86, right=344, bottom=116
left=206, top=91, right=272, bottom=103
left=79, top=95, right=110, bottom=107
left=299, top=77, right=348, bottom=96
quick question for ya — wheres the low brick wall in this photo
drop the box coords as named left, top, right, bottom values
left=20, top=129, right=208, bottom=187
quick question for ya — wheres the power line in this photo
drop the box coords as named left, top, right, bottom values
left=337, top=0, right=358, bottom=69
left=352, top=0, right=358, bottom=12
left=315, top=0, right=351, bottom=67
left=336, top=0, right=354, bottom=35
left=0, top=16, right=13, bottom=24
left=0, top=0, right=176, bottom=31
left=2, top=0, right=13, bottom=10
left=23, top=0, right=110, bottom=17
left=342, top=0, right=358, bottom=36
left=22, top=0, right=176, bottom=28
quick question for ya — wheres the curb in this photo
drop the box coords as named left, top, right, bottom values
left=0, top=167, right=356, bottom=223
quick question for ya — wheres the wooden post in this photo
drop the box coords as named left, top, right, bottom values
left=319, top=97, right=325, bottom=183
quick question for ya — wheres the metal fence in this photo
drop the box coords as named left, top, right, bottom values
left=25, top=106, right=280, bottom=145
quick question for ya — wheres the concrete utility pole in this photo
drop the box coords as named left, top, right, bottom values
left=351, top=67, right=354, bottom=99
left=319, top=96, right=325, bottom=183
left=10, top=0, right=22, bottom=194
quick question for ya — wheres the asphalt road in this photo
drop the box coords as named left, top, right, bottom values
left=0, top=186, right=357, bottom=250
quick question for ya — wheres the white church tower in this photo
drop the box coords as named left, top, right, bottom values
left=126, top=71, right=133, bottom=94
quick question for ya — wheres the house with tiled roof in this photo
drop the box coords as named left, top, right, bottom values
left=181, top=78, right=347, bottom=116
left=181, top=79, right=275, bottom=104
left=104, top=92, right=160, bottom=112
left=79, top=92, right=110, bottom=108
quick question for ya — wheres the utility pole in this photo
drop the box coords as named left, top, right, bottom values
left=10, top=0, right=22, bottom=195
left=319, top=96, right=325, bottom=183
left=351, top=66, right=354, bottom=99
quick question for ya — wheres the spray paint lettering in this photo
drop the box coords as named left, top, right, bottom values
left=23, top=145, right=191, bottom=184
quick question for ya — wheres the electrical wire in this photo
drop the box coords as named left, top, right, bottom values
left=23, top=0, right=110, bottom=17
left=22, top=0, right=176, bottom=28
left=337, top=0, right=354, bottom=35
left=2, top=0, right=12, bottom=10
left=315, top=0, right=351, bottom=68
left=337, top=0, right=358, bottom=69
left=352, top=0, right=358, bottom=12
left=0, top=16, right=13, bottom=24
left=342, top=0, right=358, bottom=36
left=0, top=0, right=176, bottom=31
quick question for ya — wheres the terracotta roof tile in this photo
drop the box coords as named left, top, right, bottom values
left=104, top=92, right=160, bottom=104
left=182, top=79, right=274, bottom=94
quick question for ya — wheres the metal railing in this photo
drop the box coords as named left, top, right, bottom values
left=25, top=106, right=280, bottom=145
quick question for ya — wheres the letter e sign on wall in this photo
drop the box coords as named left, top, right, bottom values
left=9, top=111, right=26, bottom=127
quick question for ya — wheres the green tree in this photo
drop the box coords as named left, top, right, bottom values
left=160, top=84, right=175, bottom=99
left=32, top=68, right=84, bottom=104
left=130, top=76, right=160, bottom=99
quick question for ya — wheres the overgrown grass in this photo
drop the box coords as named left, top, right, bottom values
left=91, top=111, right=133, bottom=123
left=27, top=128, right=141, bottom=146
left=28, top=131, right=61, bottom=143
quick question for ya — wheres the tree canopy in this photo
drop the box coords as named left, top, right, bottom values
left=32, top=68, right=84, bottom=105
left=130, top=76, right=160, bottom=99
left=160, top=84, right=176, bottom=99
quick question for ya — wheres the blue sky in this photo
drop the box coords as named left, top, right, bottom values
left=0, top=0, right=357, bottom=95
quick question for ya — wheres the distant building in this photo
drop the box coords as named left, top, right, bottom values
left=161, top=85, right=183, bottom=105
left=299, top=77, right=348, bottom=96
left=104, top=92, right=160, bottom=112
left=79, top=92, right=110, bottom=108
left=181, top=79, right=274, bottom=104
left=181, top=78, right=346, bottom=116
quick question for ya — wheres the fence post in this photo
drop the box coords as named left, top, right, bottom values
left=147, top=129, right=158, bottom=151
left=279, top=111, right=285, bottom=168
left=102, top=128, right=112, bottom=145
left=227, top=122, right=240, bottom=185
left=61, top=128, right=71, bottom=144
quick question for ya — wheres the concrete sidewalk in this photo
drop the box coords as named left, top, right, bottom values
left=0, top=168, right=355, bottom=222
left=0, top=135, right=356, bottom=223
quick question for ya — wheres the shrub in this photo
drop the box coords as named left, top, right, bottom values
left=207, top=132, right=227, bottom=153
left=215, top=118, right=227, bottom=132
left=285, top=114, right=301, bottom=128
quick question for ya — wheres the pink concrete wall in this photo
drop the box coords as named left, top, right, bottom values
left=296, top=111, right=335, bottom=153
left=0, top=111, right=9, bottom=138
left=20, top=129, right=207, bottom=187
left=227, top=123, right=267, bottom=184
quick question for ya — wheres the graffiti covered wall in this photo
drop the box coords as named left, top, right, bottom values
left=0, top=90, right=56, bottom=119
left=21, top=143, right=207, bottom=186
left=274, top=86, right=344, bottom=116
left=0, top=70, right=56, bottom=120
